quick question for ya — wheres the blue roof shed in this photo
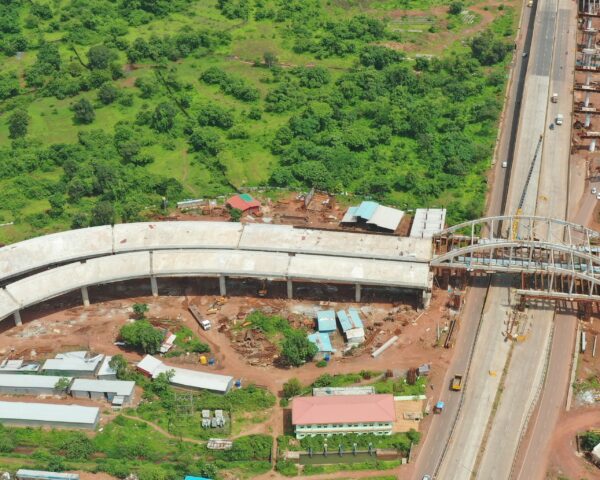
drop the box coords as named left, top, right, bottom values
left=317, top=310, right=337, bottom=332
left=307, top=332, right=333, bottom=353
left=355, top=201, right=379, bottom=221
left=337, top=309, right=364, bottom=332
left=185, top=476, right=212, bottom=480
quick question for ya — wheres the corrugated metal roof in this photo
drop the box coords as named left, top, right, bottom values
left=96, top=356, right=116, bottom=377
left=0, top=374, right=71, bottom=389
left=337, top=309, right=363, bottom=332
left=292, top=394, right=395, bottom=425
left=159, top=365, right=233, bottom=393
left=185, top=476, right=212, bottom=480
left=0, top=401, right=99, bottom=424
left=70, top=379, right=135, bottom=396
left=0, top=360, right=40, bottom=373
left=307, top=332, right=333, bottom=352
left=355, top=201, right=379, bottom=220
left=313, top=386, right=375, bottom=396
left=317, top=310, right=337, bottom=332
left=226, top=194, right=261, bottom=212
left=42, top=353, right=103, bottom=373
left=409, top=208, right=446, bottom=238
left=17, top=470, right=79, bottom=480
left=341, top=206, right=358, bottom=223
left=366, top=205, right=404, bottom=231
left=136, top=355, right=163, bottom=375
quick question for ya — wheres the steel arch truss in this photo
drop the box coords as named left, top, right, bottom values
left=431, top=217, right=600, bottom=301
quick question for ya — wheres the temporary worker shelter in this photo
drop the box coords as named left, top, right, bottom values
left=0, top=401, right=99, bottom=429
left=0, top=359, right=40, bottom=374
left=226, top=193, right=261, bottom=212
left=41, top=352, right=104, bottom=378
left=337, top=309, right=365, bottom=344
left=137, top=355, right=234, bottom=394
left=316, top=310, right=337, bottom=333
left=96, top=356, right=117, bottom=380
left=0, top=374, right=72, bottom=396
left=70, top=379, right=135, bottom=406
left=17, top=470, right=80, bottom=480
left=341, top=201, right=404, bottom=232
left=307, top=332, right=333, bottom=353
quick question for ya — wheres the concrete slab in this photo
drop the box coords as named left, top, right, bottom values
left=0, top=226, right=113, bottom=280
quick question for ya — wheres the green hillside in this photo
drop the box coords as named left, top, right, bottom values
left=0, top=0, right=517, bottom=243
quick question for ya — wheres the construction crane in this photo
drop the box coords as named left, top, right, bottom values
left=512, top=134, right=543, bottom=240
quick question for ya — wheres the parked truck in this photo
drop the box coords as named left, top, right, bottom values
left=451, top=374, right=464, bottom=391
left=188, top=305, right=212, bottom=330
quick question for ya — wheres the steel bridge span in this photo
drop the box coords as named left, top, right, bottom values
left=431, top=215, right=600, bottom=302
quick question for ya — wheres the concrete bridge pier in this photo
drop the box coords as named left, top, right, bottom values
left=287, top=279, right=293, bottom=299
left=13, top=311, right=22, bottom=326
left=150, top=276, right=158, bottom=297
left=355, top=283, right=361, bottom=302
left=219, top=275, right=227, bottom=296
left=422, top=290, right=432, bottom=309
left=81, top=286, right=90, bottom=307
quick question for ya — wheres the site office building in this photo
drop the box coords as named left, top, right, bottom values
left=291, top=394, right=396, bottom=439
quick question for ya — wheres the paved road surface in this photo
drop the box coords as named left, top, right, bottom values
left=410, top=277, right=490, bottom=478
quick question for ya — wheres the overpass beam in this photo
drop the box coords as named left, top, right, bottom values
left=150, top=276, right=158, bottom=297
left=13, top=311, right=22, bottom=326
left=355, top=283, right=361, bottom=302
left=287, top=279, right=293, bottom=299
left=81, top=286, right=90, bottom=307
left=219, top=275, right=227, bottom=296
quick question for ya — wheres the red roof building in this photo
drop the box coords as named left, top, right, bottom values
left=291, top=394, right=396, bottom=438
left=226, top=193, right=261, bottom=212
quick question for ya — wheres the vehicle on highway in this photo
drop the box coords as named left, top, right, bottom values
left=597, top=194, right=600, bottom=200
left=451, top=374, right=464, bottom=391
left=522, top=52, right=528, bottom=58
left=527, top=0, right=533, bottom=6
left=422, top=475, right=432, bottom=480
left=434, top=401, right=445, bottom=413
left=556, top=113, right=564, bottom=125
left=551, top=92, right=558, bottom=103
left=549, top=123, right=555, bottom=130
left=502, top=161, right=508, bottom=168
left=592, top=187, right=597, bottom=194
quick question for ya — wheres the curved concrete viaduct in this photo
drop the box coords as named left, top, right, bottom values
left=0, top=222, right=433, bottom=325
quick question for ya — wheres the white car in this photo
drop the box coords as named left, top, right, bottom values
left=593, top=187, right=598, bottom=194
left=596, top=194, right=600, bottom=200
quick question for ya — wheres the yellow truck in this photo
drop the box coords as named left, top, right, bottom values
left=451, top=374, right=464, bottom=391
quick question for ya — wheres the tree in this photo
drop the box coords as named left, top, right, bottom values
left=60, top=433, right=95, bottom=460
left=119, top=319, right=164, bottom=354
left=448, top=1, right=464, bottom=14
left=54, top=377, right=71, bottom=392
left=188, top=128, right=221, bottom=155
left=282, top=378, right=302, bottom=399
left=132, top=302, right=149, bottom=319
left=97, top=83, right=119, bottom=104
left=280, top=330, right=318, bottom=367
left=8, top=109, right=29, bottom=139
left=109, top=354, right=130, bottom=380
left=72, top=98, right=95, bottom=124
left=229, top=208, right=242, bottom=222
left=87, top=45, right=116, bottom=70
left=150, top=102, right=177, bottom=132
left=48, top=193, right=65, bottom=218
left=197, top=103, right=234, bottom=129
left=90, top=201, right=115, bottom=226
left=470, top=29, right=510, bottom=66
left=263, top=51, right=278, bottom=68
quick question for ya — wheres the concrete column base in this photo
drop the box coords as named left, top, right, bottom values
left=14, top=311, right=22, bottom=326
left=219, top=275, right=227, bottom=296
left=422, top=290, right=432, bottom=309
left=287, top=279, right=293, bottom=299
left=355, top=283, right=361, bottom=303
left=150, top=276, right=158, bottom=297
left=81, top=286, right=90, bottom=307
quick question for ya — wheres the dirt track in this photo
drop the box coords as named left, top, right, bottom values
left=546, top=406, right=600, bottom=479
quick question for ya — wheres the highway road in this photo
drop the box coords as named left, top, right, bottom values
left=411, top=2, right=538, bottom=478
left=431, top=0, right=577, bottom=477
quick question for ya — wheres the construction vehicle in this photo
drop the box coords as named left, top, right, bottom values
left=188, top=305, right=212, bottom=330
left=512, top=134, right=543, bottom=239
left=451, top=374, right=464, bottom=391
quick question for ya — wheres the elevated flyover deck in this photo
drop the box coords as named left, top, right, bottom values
left=0, top=222, right=433, bottom=324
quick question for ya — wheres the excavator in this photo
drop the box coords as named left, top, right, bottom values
left=511, top=134, right=543, bottom=240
